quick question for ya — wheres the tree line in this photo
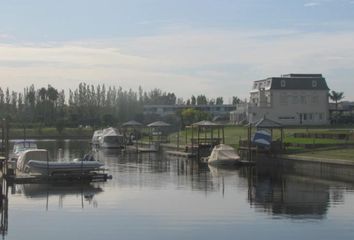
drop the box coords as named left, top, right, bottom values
left=0, top=83, right=240, bottom=129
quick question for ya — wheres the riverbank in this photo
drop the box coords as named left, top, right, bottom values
left=4, top=127, right=94, bottom=139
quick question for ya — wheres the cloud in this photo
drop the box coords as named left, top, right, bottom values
left=0, top=27, right=354, bottom=100
left=304, top=2, right=320, bottom=7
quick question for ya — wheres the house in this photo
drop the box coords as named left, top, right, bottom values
left=236, top=74, right=330, bottom=126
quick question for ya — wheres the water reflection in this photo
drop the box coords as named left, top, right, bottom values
left=17, top=183, right=103, bottom=208
left=3, top=140, right=354, bottom=239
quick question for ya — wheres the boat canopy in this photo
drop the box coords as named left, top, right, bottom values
left=208, top=144, right=240, bottom=163
left=17, top=149, right=49, bottom=171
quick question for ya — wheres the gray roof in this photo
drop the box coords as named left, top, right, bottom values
left=255, top=74, right=329, bottom=90
left=122, top=120, right=143, bottom=127
left=271, top=74, right=329, bottom=90
left=250, top=117, right=283, bottom=128
left=147, top=121, right=171, bottom=127
left=192, top=120, right=221, bottom=127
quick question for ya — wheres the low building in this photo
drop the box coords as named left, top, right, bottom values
left=143, top=104, right=236, bottom=118
left=237, top=74, right=330, bottom=126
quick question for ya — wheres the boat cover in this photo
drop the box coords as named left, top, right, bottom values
left=208, top=144, right=240, bottom=164
left=17, top=149, right=49, bottom=171
left=252, top=130, right=271, bottom=148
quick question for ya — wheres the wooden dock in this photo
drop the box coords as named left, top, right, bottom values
left=166, top=150, right=196, bottom=158
left=5, top=171, right=112, bottom=184
left=124, top=145, right=158, bottom=153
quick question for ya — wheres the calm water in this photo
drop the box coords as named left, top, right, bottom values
left=2, top=140, right=354, bottom=239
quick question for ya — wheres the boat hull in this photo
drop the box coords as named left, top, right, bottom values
left=26, top=160, right=104, bottom=175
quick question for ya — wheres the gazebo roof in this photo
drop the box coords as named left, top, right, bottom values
left=122, top=120, right=143, bottom=127
left=250, top=116, right=283, bottom=129
left=191, top=120, right=222, bottom=127
left=147, top=121, right=171, bottom=127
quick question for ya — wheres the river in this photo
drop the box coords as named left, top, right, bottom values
left=2, top=139, right=354, bottom=239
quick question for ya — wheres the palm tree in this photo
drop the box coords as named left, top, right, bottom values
left=329, top=90, right=344, bottom=124
left=329, top=90, right=344, bottom=111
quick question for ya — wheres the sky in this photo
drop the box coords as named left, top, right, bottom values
left=0, top=0, right=354, bottom=102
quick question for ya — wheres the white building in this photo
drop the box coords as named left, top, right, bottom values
left=239, top=74, right=330, bottom=126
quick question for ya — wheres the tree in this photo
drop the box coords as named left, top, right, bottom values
left=180, top=108, right=211, bottom=127
left=329, top=90, right=344, bottom=111
left=196, top=95, right=208, bottom=105
left=191, top=95, right=196, bottom=105
left=38, top=87, right=47, bottom=101
left=232, top=96, right=241, bottom=105
left=216, top=97, right=223, bottom=105
left=47, top=85, right=59, bottom=103
left=329, top=90, right=344, bottom=124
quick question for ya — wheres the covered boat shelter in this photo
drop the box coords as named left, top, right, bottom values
left=121, top=120, right=144, bottom=145
left=147, top=121, right=171, bottom=143
left=186, top=120, right=225, bottom=157
left=242, top=116, right=284, bottom=155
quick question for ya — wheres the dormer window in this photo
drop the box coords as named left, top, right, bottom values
left=312, top=80, right=317, bottom=88
left=281, top=80, right=286, bottom=88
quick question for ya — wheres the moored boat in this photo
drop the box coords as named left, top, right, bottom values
left=98, top=127, right=125, bottom=149
left=10, top=140, right=38, bottom=161
left=17, top=149, right=104, bottom=175
left=208, top=144, right=241, bottom=166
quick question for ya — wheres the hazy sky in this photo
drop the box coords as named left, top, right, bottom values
left=0, top=0, right=354, bottom=101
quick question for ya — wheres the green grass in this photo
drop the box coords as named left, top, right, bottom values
left=284, top=137, right=352, bottom=144
left=285, top=147, right=354, bottom=161
left=167, top=125, right=354, bottom=161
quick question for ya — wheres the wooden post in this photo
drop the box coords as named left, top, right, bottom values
left=47, top=150, right=50, bottom=176
left=222, top=126, right=225, bottom=144
left=177, top=130, right=180, bottom=151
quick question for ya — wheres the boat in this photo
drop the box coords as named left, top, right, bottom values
left=17, top=149, right=104, bottom=175
left=98, top=127, right=125, bottom=149
left=10, top=140, right=38, bottom=161
left=208, top=144, right=241, bottom=166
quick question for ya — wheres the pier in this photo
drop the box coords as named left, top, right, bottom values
left=1, top=119, right=111, bottom=185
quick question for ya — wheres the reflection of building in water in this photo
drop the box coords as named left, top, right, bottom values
left=246, top=168, right=330, bottom=218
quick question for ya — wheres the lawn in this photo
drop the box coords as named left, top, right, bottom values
left=167, top=125, right=354, bottom=161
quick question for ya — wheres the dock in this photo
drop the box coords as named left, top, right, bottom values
left=124, top=145, right=158, bottom=153
left=5, top=171, right=112, bottom=184
left=166, top=150, right=196, bottom=158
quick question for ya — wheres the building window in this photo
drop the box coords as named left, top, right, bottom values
left=281, top=80, right=286, bottom=88
left=309, top=113, right=313, bottom=120
left=292, top=96, right=298, bottom=104
left=301, top=96, right=307, bottom=104
left=312, top=80, right=317, bottom=88
left=303, top=113, right=307, bottom=120
left=319, top=113, right=323, bottom=120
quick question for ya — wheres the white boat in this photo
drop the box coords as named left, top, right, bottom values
left=10, top=140, right=38, bottom=161
left=208, top=144, right=241, bottom=166
left=17, top=149, right=104, bottom=175
left=98, top=127, right=125, bottom=149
